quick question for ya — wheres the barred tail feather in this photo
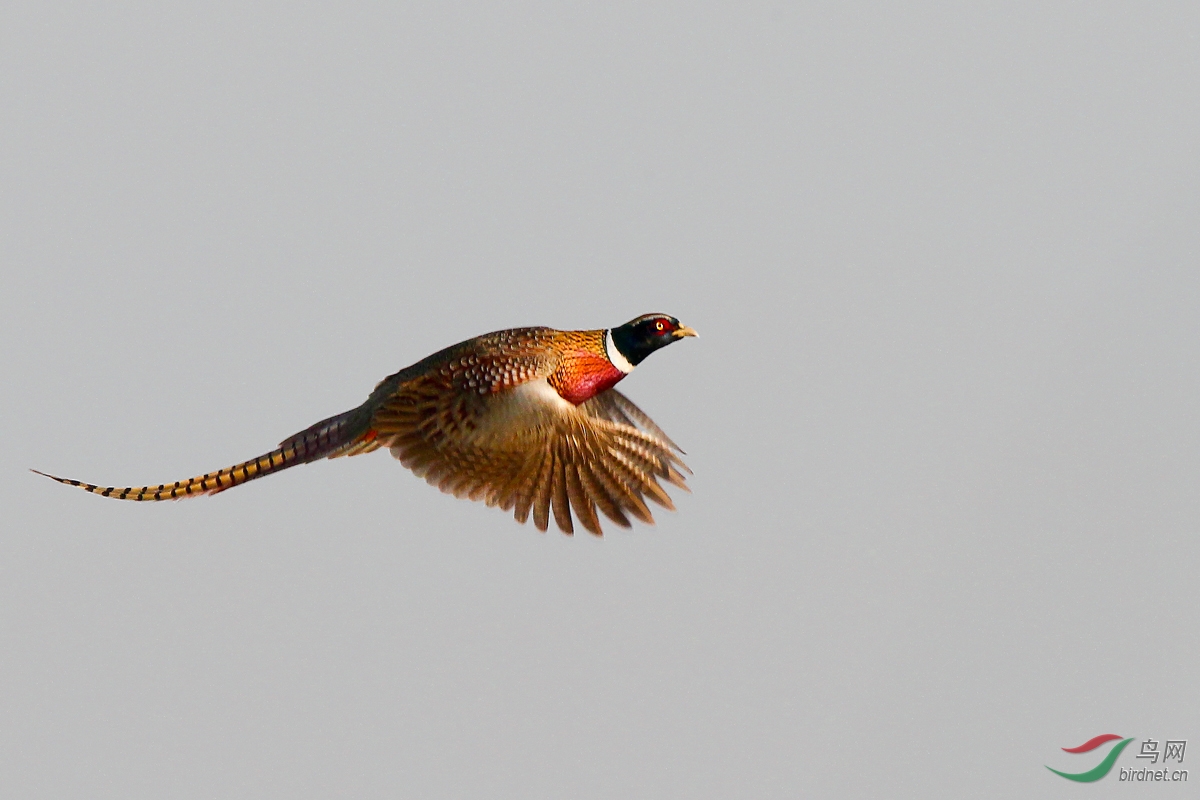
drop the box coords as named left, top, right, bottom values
left=32, top=448, right=299, bottom=501
left=33, top=407, right=376, bottom=502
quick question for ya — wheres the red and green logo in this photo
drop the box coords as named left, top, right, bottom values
left=1046, top=734, right=1134, bottom=782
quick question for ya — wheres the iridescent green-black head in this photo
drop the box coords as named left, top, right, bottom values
left=606, top=313, right=698, bottom=372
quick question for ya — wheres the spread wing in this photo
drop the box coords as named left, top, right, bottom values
left=368, top=375, right=689, bottom=536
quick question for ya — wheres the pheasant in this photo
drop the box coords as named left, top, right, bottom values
left=34, top=314, right=698, bottom=536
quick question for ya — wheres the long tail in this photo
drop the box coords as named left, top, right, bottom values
left=32, top=406, right=380, bottom=501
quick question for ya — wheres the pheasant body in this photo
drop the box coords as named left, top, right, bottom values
left=35, top=314, right=697, bottom=536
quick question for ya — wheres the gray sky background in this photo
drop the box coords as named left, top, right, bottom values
left=2, top=3, right=1198, bottom=798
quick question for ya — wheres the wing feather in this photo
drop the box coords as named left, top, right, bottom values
left=550, top=448, right=573, bottom=535
left=371, top=373, right=688, bottom=535
left=578, top=460, right=631, bottom=528
left=567, top=461, right=602, bottom=536
left=591, top=453, right=656, bottom=524
left=532, top=447, right=555, bottom=532
left=513, top=446, right=548, bottom=524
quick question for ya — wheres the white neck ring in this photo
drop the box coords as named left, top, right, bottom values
left=605, top=329, right=636, bottom=374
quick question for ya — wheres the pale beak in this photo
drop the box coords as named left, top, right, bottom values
left=674, top=325, right=699, bottom=339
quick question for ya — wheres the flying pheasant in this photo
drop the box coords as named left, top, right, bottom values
left=34, top=314, right=698, bottom=535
